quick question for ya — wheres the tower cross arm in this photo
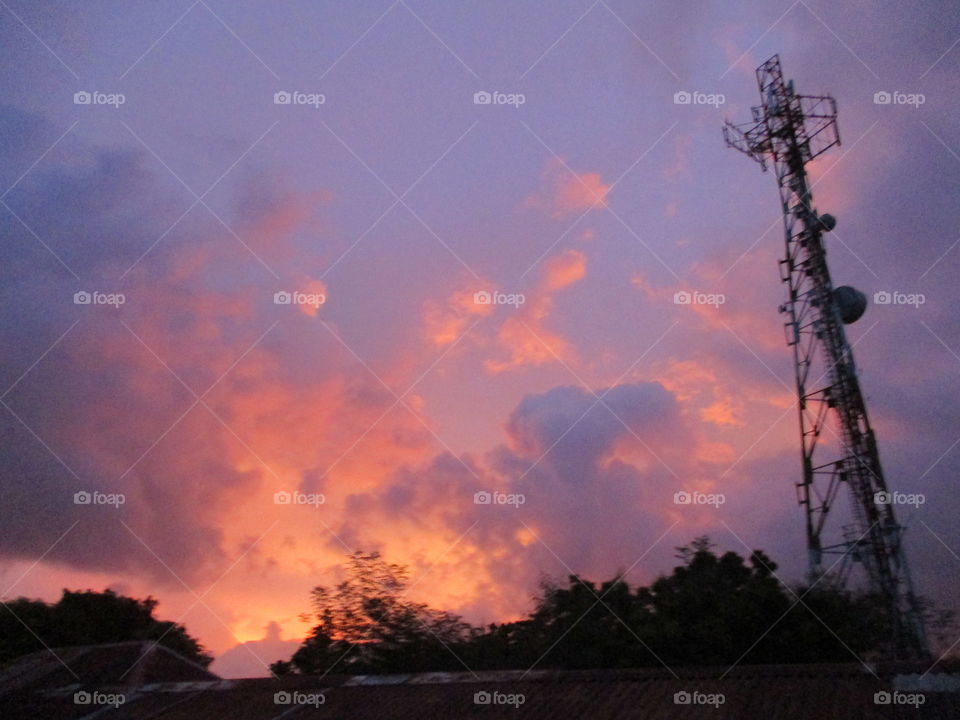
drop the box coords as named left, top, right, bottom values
left=722, top=120, right=769, bottom=170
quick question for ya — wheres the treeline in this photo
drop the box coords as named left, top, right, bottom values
left=0, top=589, right=213, bottom=667
left=271, top=538, right=925, bottom=675
left=1, top=541, right=948, bottom=677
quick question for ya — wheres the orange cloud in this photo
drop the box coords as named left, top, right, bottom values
left=485, top=249, right=587, bottom=373
left=421, top=250, right=587, bottom=373
left=294, top=277, right=328, bottom=318
left=700, top=398, right=743, bottom=428
left=485, top=316, right=568, bottom=372
left=523, top=157, right=610, bottom=219
left=16, top=183, right=447, bottom=650
left=543, top=248, right=587, bottom=291
left=423, top=283, right=495, bottom=346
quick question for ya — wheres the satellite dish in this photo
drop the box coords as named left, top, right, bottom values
left=818, top=213, right=837, bottom=231
left=834, top=285, right=866, bottom=324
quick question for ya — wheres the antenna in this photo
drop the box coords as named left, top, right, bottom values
left=723, top=55, right=929, bottom=661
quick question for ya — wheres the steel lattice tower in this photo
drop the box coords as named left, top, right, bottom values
left=722, top=55, right=928, bottom=661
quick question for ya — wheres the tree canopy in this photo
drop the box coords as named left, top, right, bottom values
left=0, top=588, right=213, bottom=668
left=272, top=538, right=921, bottom=675
left=271, top=551, right=470, bottom=675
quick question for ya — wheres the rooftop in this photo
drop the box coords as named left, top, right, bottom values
left=1, top=644, right=958, bottom=719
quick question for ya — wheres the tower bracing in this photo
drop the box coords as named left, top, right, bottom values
left=722, top=55, right=928, bottom=661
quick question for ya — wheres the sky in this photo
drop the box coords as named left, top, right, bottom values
left=1, top=0, right=958, bottom=679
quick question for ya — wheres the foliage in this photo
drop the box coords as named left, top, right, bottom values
left=0, top=588, right=213, bottom=667
left=273, top=552, right=471, bottom=675
left=275, top=538, right=912, bottom=675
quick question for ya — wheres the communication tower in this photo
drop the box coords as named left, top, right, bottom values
left=723, top=55, right=928, bottom=660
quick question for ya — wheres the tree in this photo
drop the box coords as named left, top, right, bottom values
left=272, top=551, right=471, bottom=675
left=0, top=589, right=212, bottom=667
left=504, top=538, right=893, bottom=668
left=276, top=541, right=931, bottom=674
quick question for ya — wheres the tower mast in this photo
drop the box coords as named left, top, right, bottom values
left=722, top=55, right=928, bottom=661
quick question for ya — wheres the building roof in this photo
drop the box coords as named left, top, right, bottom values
left=0, top=640, right=217, bottom=695
left=1, top=645, right=958, bottom=719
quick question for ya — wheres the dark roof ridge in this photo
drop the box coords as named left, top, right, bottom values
left=219, top=662, right=907, bottom=686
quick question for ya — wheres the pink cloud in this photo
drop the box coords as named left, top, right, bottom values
left=523, top=158, right=610, bottom=219
left=486, top=249, right=587, bottom=373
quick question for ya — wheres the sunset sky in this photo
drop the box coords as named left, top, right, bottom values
left=1, top=0, right=958, bottom=678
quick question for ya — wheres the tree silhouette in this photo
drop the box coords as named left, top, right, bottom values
left=276, top=539, right=923, bottom=674
left=0, top=589, right=212, bottom=667
left=272, top=551, right=470, bottom=675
